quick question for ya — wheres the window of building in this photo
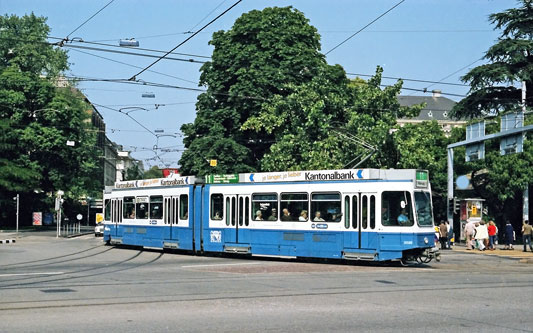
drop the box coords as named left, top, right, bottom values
left=381, top=191, right=414, bottom=226
left=311, top=192, right=341, bottom=223
left=211, top=194, right=224, bottom=220
left=252, top=193, right=278, bottom=221
left=136, top=197, right=148, bottom=219
left=280, top=193, right=308, bottom=222
left=124, top=196, right=135, bottom=219
left=179, top=194, right=188, bottom=220
left=150, top=196, right=163, bottom=219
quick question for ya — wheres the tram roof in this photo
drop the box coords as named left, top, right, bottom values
left=111, top=169, right=429, bottom=190
left=205, top=169, right=428, bottom=186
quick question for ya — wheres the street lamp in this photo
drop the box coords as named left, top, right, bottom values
left=86, top=196, right=91, bottom=226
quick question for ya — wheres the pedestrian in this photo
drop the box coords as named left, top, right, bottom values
left=464, top=221, right=476, bottom=250
left=446, top=221, right=453, bottom=248
left=521, top=220, right=533, bottom=252
left=504, top=221, right=514, bottom=250
left=487, top=220, right=497, bottom=250
left=474, top=222, right=488, bottom=251
left=439, top=221, right=448, bottom=249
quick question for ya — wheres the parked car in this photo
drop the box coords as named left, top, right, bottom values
left=94, top=223, right=104, bottom=237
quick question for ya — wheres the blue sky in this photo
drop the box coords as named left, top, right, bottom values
left=1, top=0, right=515, bottom=169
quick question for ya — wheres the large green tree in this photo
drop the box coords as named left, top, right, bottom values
left=453, top=0, right=533, bottom=118
left=179, top=7, right=327, bottom=176
left=0, top=14, right=99, bottom=226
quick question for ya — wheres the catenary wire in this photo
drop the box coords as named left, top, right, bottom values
left=324, top=0, right=405, bottom=55
left=66, top=0, right=116, bottom=38
left=130, top=0, right=242, bottom=80
left=69, top=48, right=199, bottom=85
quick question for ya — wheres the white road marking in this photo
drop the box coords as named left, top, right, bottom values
left=181, top=262, right=265, bottom=268
left=0, top=272, right=64, bottom=277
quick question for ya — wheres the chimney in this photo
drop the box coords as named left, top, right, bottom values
left=432, top=89, right=441, bottom=98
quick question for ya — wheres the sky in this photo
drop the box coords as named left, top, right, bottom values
left=1, top=0, right=517, bottom=170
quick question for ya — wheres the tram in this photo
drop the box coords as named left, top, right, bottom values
left=103, top=169, right=438, bottom=263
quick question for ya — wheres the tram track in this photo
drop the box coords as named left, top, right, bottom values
left=0, top=278, right=531, bottom=312
left=0, top=248, right=163, bottom=288
left=0, top=244, right=105, bottom=268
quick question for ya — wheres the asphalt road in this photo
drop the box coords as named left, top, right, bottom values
left=1, top=232, right=532, bottom=332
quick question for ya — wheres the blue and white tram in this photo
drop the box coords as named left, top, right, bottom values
left=103, top=169, right=438, bottom=263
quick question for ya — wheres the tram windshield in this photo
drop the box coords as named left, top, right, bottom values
left=414, top=191, right=433, bottom=226
left=381, top=191, right=414, bottom=226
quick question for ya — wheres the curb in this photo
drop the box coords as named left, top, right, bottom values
left=0, top=239, right=16, bottom=244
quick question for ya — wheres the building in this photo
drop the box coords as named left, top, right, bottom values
left=397, top=90, right=467, bottom=136
left=116, top=150, right=144, bottom=182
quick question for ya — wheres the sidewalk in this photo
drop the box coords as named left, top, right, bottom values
left=450, top=243, right=533, bottom=263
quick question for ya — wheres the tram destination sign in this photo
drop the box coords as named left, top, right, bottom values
left=205, top=174, right=239, bottom=184
left=245, top=169, right=370, bottom=183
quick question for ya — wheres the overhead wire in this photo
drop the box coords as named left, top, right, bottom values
left=69, top=48, right=199, bottom=85
left=324, top=0, right=405, bottom=55
left=49, top=36, right=211, bottom=60
left=65, top=0, right=116, bottom=38
left=130, top=0, right=242, bottom=80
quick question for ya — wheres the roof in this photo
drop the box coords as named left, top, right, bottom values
left=397, top=95, right=461, bottom=121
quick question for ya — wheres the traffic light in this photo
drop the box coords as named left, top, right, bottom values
left=448, top=198, right=454, bottom=216
left=453, top=198, right=460, bottom=214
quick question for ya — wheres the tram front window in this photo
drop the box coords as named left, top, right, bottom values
left=415, top=191, right=433, bottom=226
left=381, top=191, right=414, bottom=226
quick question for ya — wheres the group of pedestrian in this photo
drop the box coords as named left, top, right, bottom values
left=436, top=221, right=452, bottom=249
left=462, top=219, right=533, bottom=251
left=464, top=220, right=497, bottom=251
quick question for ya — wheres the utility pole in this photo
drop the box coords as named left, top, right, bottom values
left=14, top=194, right=19, bottom=236
left=522, top=81, right=529, bottom=221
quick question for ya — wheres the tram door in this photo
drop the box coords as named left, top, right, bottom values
left=343, top=193, right=376, bottom=249
left=163, top=196, right=179, bottom=239
left=224, top=195, right=251, bottom=244
left=111, top=198, right=122, bottom=237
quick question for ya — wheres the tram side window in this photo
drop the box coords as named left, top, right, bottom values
left=104, top=199, right=111, bottom=221
left=136, top=197, right=148, bottom=219
left=311, top=192, right=341, bottom=222
left=280, top=193, right=308, bottom=222
left=124, top=197, right=135, bottom=219
left=252, top=193, right=278, bottom=221
left=150, top=196, right=163, bottom=219
left=381, top=191, right=414, bottom=226
left=211, top=194, right=223, bottom=220
left=179, top=194, right=188, bottom=220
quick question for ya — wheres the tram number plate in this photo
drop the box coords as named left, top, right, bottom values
left=210, top=230, right=222, bottom=243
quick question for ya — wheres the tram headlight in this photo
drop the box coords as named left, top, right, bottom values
left=424, top=237, right=429, bottom=244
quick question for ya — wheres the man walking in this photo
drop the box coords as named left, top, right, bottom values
left=521, top=220, right=533, bottom=252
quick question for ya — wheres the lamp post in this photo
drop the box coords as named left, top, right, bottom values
left=87, top=196, right=91, bottom=226
left=56, top=190, right=64, bottom=238
left=13, top=194, right=19, bottom=236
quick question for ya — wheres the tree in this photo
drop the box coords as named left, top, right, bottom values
left=392, top=121, right=449, bottom=221
left=0, top=14, right=99, bottom=226
left=453, top=0, right=533, bottom=118
left=243, top=66, right=420, bottom=171
left=179, top=7, right=328, bottom=176
left=143, top=166, right=163, bottom=179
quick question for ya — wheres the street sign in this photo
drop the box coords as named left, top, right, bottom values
left=76, top=214, right=83, bottom=221
left=96, top=213, right=104, bottom=223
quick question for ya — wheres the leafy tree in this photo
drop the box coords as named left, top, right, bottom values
left=124, top=163, right=143, bottom=180
left=0, top=14, right=99, bottom=226
left=179, top=7, right=327, bottom=176
left=244, top=66, right=420, bottom=171
left=392, top=121, right=449, bottom=221
left=453, top=0, right=533, bottom=118
left=143, top=166, right=163, bottom=179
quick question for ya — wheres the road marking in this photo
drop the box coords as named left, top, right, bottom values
left=0, top=272, right=64, bottom=277
left=181, top=262, right=265, bottom=268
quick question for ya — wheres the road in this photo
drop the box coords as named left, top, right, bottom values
left=1, top=232, right=532, bottom=332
